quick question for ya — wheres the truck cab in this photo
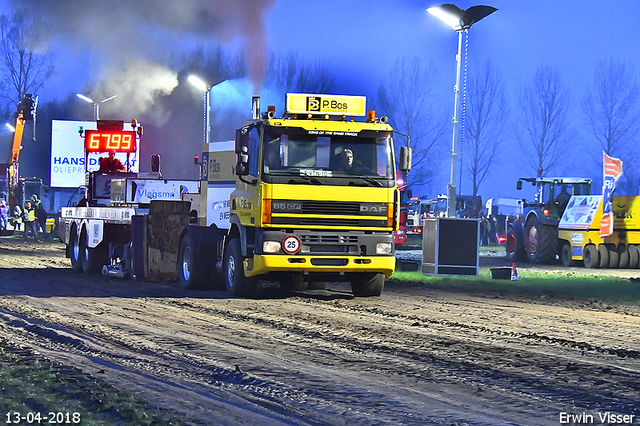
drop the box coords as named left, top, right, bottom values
left=214, top=93, right=410, bottom=296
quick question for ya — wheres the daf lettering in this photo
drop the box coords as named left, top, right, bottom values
left=361, top=205, right=386, bottom=213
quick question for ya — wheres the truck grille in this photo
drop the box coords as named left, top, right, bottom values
left=271, top=217, right=387, bottom=227
left=301, top=201, right=360, bottom=215
left=301, top=235, right=358, bottom=243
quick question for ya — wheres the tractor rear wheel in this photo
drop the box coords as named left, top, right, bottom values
left=524, top=216, right=558, bottom=264
left=505, top=224, right=527, bottom=262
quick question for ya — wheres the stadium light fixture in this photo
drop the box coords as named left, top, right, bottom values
left=76, top=93, right=118, bottom=120
left=427, top=3, right=496, bottom=217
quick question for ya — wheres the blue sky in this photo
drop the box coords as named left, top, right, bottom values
left=266, top=0, right=640, bottom=199
left=5, top=0, right=640, bottom=200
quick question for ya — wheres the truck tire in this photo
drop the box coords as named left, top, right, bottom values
left=351, top=272, right=385, bottom=297
left=505, top=223, right=527, bottom=262
left=628, top=245, right=639, bottom=269
left=69, top=225, right=82, bottom=272
left=583, top=244, right=599, bottom=269
left=561, top=242, right=578, bottom=267
left=224, top=238, right=257, bottom=298
left=597, top=244, right=609, bottom=268
left=524, top=216, right=558, bottom=264
left=605, top=244, right=619, bottom=268
left=307, top=281, right=327, bottom=290
left=281, top=273, right=307, bottom=292
left=80, top=226, right=107, bottom=274
left=617, top=244, right=629, bottom=269
left=178, top=233, right=208, bottom=290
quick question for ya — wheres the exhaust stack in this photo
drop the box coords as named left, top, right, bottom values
left=252, top=96, right=260, bottom=120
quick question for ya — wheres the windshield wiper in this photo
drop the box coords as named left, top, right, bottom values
left=296, top=174, right=323, bottom=185
left=343, top=172, right=384, bottom=187
left=266, top=170, right=323, bottom=185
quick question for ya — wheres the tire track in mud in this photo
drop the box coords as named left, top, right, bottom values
left=1, top=240, right=640, bottom=425
left=6, top=290, right=624, bottom=425
left=0, top=297, right=484, bottom=425
left=153, top=294, right=640, bottom=419
left=0, top=294, right=569, bottom=425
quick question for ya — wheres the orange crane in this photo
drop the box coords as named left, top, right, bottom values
left=5, top=94, right=36, bottom=209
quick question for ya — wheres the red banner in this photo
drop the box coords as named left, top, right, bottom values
left=600, top=152, right=623, bottom=238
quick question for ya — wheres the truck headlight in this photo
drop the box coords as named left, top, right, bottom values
left=376, top=242, right=393, bottom=255
left=263, top=241, right=281, bottom=253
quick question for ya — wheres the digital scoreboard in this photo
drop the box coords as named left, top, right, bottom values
left=84, top=129, right=137, bottom=153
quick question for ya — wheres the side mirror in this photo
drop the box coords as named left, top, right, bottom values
left=517, top=181, right=522, bottom=190
left=151, top=155, right=161, bottom=173
left=235, top=146, right=249, bottom=176
left=235, top=128, right=249, bottom=154
left=399, top=147, right=412, bottom=172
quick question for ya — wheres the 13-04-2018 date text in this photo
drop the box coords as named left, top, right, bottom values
left=5, top=412, right=81, bottom=424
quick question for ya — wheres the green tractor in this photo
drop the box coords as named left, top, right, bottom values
left=506, top=177, right=592, bottom=263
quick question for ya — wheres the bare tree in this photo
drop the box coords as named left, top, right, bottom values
left=583, top=59, right=640, bottom=158
left=0, top=13, right=54, bottom=109
left=181, top=44, right=245, bottom=86
left=518, top=64, right=572, bottom=178
left=267, top=51, right=334, bottom=94
left=464, top=60, right=509, bottom=195
left=377, top=56, right=448, bottom=190
left=582, top=59, right=640, bottom=194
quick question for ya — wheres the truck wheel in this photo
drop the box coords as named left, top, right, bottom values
left=80, top=227, right=106, bottom=274
left=225, top=238, right=257, bottom=298
left=561, top=242, right=578, bottom=267
left=281, top=273, right=307, bottom=292
left=123, top=243, right=135, bottom=279
left=628, top=245, right=639, bottom=268
left=524, top=216, right=558, bottom=264
left=505, top=224, right=526, bottom=262
left=351, top=273, right=385, bottom=297
left=605, top=244, right=619, bottom=268
left=583, top=244, right=599, bottom=269
left=178, top=233, right=207, bottom=290
left=307, top=281, right=327, bottom=290
left=69, top=226, right=82, bottom=272
left=597, top=245, right=609, bottom=268
left=617, top=244, right=629, bottom=269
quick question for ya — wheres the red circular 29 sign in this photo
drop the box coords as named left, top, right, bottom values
left=282, top=235, right=301, bottom=254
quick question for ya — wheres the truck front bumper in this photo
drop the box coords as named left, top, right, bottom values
left=245, top=254, right=396, bottom=278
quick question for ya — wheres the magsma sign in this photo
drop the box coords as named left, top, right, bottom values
left=50, top=120, right=139, bottom=188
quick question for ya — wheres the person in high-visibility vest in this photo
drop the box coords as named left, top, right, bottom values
left=22, top=200, right=39, bottom=242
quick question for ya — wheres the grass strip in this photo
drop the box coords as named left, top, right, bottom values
left=388, top=269, right=640, bottom=306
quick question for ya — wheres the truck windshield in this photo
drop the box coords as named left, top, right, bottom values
left=261, top=129, right=395, bottom=185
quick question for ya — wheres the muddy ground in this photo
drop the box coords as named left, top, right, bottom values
left=0, top=238, right=639, bottom=425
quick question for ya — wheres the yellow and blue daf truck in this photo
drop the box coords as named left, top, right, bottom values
left=193, top=93, right=412, bottom=297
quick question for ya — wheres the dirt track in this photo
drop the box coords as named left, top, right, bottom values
left=1, top=238, right=639, bottom=425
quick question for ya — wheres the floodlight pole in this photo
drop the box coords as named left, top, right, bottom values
left=76, top=93, right=117, bottom=121
left=447, top=29, right=464, bottom=218
left=427, top=3, right=496, bottom=218
left=188, top=75, right=213, bottom=145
